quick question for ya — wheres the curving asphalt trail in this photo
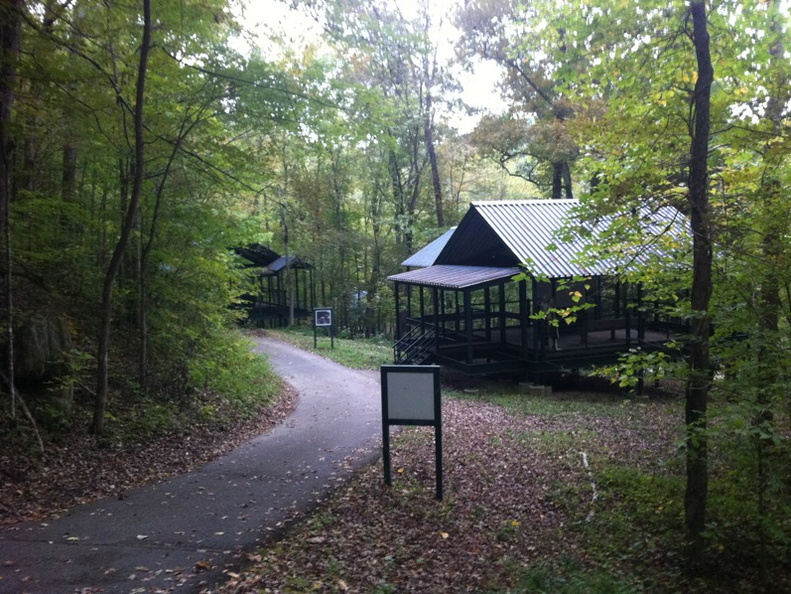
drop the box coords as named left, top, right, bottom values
left=0, top=336, right=382, bottom=593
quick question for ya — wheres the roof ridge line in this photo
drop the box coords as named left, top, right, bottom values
left=471, top=198, right=578, bottom=206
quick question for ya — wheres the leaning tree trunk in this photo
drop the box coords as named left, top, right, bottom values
left=0, top=0, right=23, bottom=418
left=93, top=0, right=151, bottom=435
left=685, top=0, right=713, bottom=566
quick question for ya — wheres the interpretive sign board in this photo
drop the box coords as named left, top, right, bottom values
left=313, top=307, right=334, bottom=348
left=380, top=365, right=442, bottom=500
left=314, top=308, right=332, bottom=327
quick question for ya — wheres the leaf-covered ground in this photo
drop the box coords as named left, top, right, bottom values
left=208, top=384, right=700, bottom=594
left=0, top=386, right=297, bottom=526
left=4, top=372, right=789, bottom=593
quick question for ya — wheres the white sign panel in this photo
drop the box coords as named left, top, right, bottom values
left=386, top=371, right=436, bottom=421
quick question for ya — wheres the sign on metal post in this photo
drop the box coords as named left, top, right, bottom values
left=380, top=365, right=442, bottom=500
left=313, top=307, right=334, bottom=348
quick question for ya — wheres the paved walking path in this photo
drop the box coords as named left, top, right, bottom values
left=0, top=336, right=382, bottom=593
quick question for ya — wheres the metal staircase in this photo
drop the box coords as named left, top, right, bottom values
left=393, top=323, right=436, bottom=365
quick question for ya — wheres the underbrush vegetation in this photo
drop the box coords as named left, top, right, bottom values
left=188, top=330, right=282, bottom=414
left=0, top=330, right=289, bottom=525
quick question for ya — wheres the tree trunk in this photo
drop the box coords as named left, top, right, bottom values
left=0, top=0, right=23, bottom=418
left=279, top=203, right=294, bottom=326
left=684, top=0, right=713, bottom=565
left=93, top=0, right=151, bottom=435
left=62, top=144, right=78, bottom=202
left=562, top=162, right=573, bottom=198
left=424, top=94, right=443, bottom=227
left=551, top=162, right=562, bottom=199
left=390, top=150, right=406, bottom=247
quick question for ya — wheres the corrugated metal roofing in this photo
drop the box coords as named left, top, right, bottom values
left=437, top=199, right=684, bottom=278
left=474, top=199, right=598, bottom=277
left=388, top=265, right=522, bottom=290
left=401, top=227, right=457, bottom=268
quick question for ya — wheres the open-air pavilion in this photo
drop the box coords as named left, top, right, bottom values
left=388, top=200, right=688, bottom=379
left=235, top=244, right=315, bottom=327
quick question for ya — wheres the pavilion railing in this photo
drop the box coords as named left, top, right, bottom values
left=393, top=322, right=437, bottom=365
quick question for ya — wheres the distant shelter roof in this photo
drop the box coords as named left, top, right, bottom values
left=265, top=255, right=313, bottom=274
left=234, top=244, right=280, bottom=267
left=235, top=245, right=313, bottom=274
left=401, top=227, right=457, bottom=268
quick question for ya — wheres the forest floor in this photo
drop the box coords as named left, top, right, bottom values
left=2, top=340, right=789, bottom=593
left=211, top=374, right=790, bottom=594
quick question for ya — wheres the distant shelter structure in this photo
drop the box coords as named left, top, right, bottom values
left=235, top=244, right=315, bottom=327
left=388, top=200, right=688, bottom=380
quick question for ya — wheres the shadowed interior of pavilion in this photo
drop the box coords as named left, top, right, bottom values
left=388, top=200, right=689, bottom=380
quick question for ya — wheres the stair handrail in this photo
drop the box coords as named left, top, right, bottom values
left=393, top=322, right=436, bottom=364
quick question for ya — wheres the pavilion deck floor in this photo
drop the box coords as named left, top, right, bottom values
left=423, top=324, right=681, bottom=377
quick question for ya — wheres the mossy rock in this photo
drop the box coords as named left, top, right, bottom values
left=15, top=316, right=72, bottom=382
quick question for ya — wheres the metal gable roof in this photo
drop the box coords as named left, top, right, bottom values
left=472, top=199, right=602, bottom=277
left=266, top=255, right=312, bottom=273
left=388, top=265, right=522, bottom=290
left=401, top=227, right=457, bottom=268
left=435, top=208, right=516, bottom=268
left=234, top=244, right=281, bottom=267
left=436, top=199, right=685, bottom=278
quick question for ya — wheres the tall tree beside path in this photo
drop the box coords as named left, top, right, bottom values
left=1, top=0, right=22, bottom=418
left=5, top=0, right=290, bottom=432
left=685, top=0, right=713, bottom=563
left=93, top=0, right=152, bottom=435
left=495, top=0, right=790, bottom=569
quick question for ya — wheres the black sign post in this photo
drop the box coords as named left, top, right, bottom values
left=313, top=308, right=334, bottom=348
left=380, top=365, right=442, bottom=500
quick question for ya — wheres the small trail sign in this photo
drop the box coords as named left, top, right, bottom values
left=313, top=307, right=334, bottom=348
left=380, top=365, right=442, bottom=500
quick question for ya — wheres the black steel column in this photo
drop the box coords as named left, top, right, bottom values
left=484, top=286, right=492, bottom=341
left=520, top=279, right=529, bottom=359
left=420, top=286, right=426, bottom=333
left=637, top=283, right=645, bottom=340
left=499, top=282, right=507, bottom=344
left=394, top=281, right=401, bottom=341
left=532, top=278, right=540, bottom=354
left=433, top=288, right=440, bottom=351
left=624, top=282, right=632, bottom=345
left=440, top=289, right=446, bottom=337
left=465, top=290, right=473, bottom=364
left=455, top=292, right=460, bottom=332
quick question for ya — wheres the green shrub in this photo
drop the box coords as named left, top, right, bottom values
left=189, top=330, right=279, bottom=412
